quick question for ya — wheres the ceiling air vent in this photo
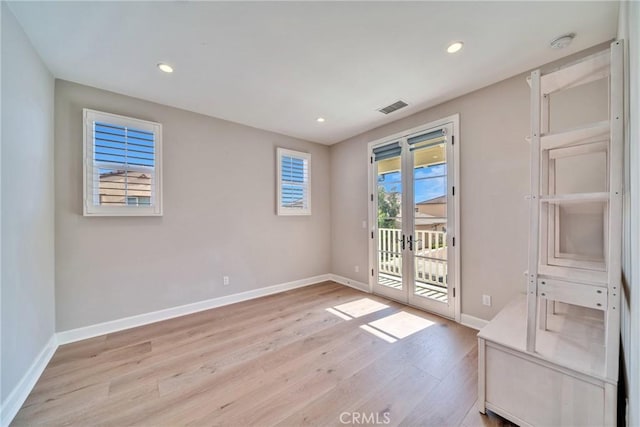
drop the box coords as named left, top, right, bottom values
left=378, top=100, right=408, bottom=115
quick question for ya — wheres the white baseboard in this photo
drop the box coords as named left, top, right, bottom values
left=57, top=274, right=331, bottom=345
left=329, top=274, right=370, bottom=293
left=460, top=313, right=490, bottom=330
left=1, top=334, right=57, bottom=427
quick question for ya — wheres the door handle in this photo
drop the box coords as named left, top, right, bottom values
left=397, top=235, right=405, bottom=250
left=407, top=236, right=422, bottom=251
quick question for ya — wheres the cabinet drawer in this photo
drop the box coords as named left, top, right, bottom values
left=485, top=344, right=604, bottom=426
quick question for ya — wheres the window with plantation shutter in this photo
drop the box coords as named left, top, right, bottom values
left=277, top=148, right=311, bottom=215
left=83, top=109, right=163, bottom=216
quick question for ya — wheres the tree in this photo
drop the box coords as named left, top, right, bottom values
left=378, top=186, right=400, bottom=229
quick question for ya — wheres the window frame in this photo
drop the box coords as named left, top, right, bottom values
left=276, top=147, right=311, bottom=216
left=83, top=108, right=163, bottom=216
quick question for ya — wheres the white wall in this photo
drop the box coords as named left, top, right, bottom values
left=619, top=1, right=639, bottom=425
left=54, top=80, right=331, bottom=331
left=330, top=45, right=608, bottom=321
left=1, top=0, right=55, bottom=406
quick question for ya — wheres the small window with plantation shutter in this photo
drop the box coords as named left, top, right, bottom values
left=277, top=148, right=311, bottom=216
left=83, top=109, right=163, bottom=216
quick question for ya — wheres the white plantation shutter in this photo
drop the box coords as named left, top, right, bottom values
left=83, top=109, right=163, bottom=216
left=277, top=148, right=311, bottom=215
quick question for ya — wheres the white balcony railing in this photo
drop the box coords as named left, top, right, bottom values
left=378, top=228, right=447, bottom=288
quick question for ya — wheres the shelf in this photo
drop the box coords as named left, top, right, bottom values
left=527, top=49, right=610, bottom=94
left=503, top=43, right=621, bottom=423
left=539, top=192, right=609, bottom=204
left=538, top=264, right=608, bottom=286
left=538, top=277, right=607, bottom=311
left=540, top=120, right=610, bottom=151
left=479, top=294, right=606, bottom=380
left=548, top=256, right=606, bottom=272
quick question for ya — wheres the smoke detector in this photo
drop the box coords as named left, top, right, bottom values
left=550, top=33, right=575, bottom=49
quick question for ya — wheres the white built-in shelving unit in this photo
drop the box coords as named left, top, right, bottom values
left=478, top=40, right=624, bottom=427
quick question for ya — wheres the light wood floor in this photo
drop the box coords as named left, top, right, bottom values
left=12, top=281, right=514, bottom=426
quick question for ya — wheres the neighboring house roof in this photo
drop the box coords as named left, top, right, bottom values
left=398, top=211, right=445, bottom=226
left=285, top=199, right=305, bottom=208
left=100, top=171, right=149, bottom=179
left=417, top=195, right=446, bottom=205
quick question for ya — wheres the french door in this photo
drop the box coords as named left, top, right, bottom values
left=370, top=121, right=457, bottom=319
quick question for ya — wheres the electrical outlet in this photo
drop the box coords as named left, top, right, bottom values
left=223, top=276, right=230, bottom=286
left=361, top=220, right=367, bottom=229
left=482, top=294, right=492, bottom=306
left=354, top=265, right=360, bottom=273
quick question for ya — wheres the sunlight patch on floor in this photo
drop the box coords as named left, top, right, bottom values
left=366, top=311, right=435, bottom=340
left=325, top=298, right=435, bottom=344
left=327, top=298, right=390, bottom=320
left=360, top=324, right=397, bottom=343
left=325, top=307, right=352, bottom=320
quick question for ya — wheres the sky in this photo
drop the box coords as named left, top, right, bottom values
left=378, top=163, right=446, bottom=204
left=94, top=122, right=155, bottom=169
left=281, top=155, right=307, bottom=206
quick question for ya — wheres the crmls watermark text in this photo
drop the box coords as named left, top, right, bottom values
left=339, top=411, right=391, bottom=425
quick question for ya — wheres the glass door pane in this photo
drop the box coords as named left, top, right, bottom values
left=411, top=141, right=449, bottom=304
left=376, top=151, right=403, bottom=292
left=370, top=122, right=456, bottom=318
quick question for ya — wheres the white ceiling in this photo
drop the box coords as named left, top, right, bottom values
left=8, top=1, right=618, bottom=145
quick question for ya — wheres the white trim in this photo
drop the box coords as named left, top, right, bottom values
left=452, top=114, right=461, bottom=323
left=57, top=274, right=330, bottom=345
left=1, top=335, right=57, bottom=427
left=329, top=274, right=370, bottom=293
left=460, top=313, right=490, bottom=331
left=276, top=147, right=311, bottom=216
left=366, top=115, right=460, bottom=149
left=83, top=108, right=163, bottom=217
left=623, top=2, right=640, bottom=423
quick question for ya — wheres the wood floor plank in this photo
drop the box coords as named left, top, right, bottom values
left=49, top=282, right=344, bottom=369
left=120, top=309, right=401, bottom=425
left=274, top=350, right=408, bottom=427
left=12, top=382, right=110, bottom=423
left=203, top=328, right=392, bottom=426
left=352, top=364, right=440, bottom=427
left=276, top=311, right=458, bottom=427
left=46, top=297, right=398, bottom=425
left=49, top=282, right=343, bottom=369
left=11, top=282, right=479, bottom=427
left=404, top=321, right=478, bottom=381
left=399, top=345, right=479, bottom=427
left=26, top=284, right=353, bottom=406
left=460, top=400, right=517, bottom=427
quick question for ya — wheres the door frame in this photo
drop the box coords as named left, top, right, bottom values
left=367, top=114, right=460, bottom=322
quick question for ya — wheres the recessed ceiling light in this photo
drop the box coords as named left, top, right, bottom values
left=316, top=117, right=326, bottom=123
left=157, top=63, right=174, bottom=73
left=447, top=42, right=464, bottom=54
left=550, top=33, right=575, bottom=49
